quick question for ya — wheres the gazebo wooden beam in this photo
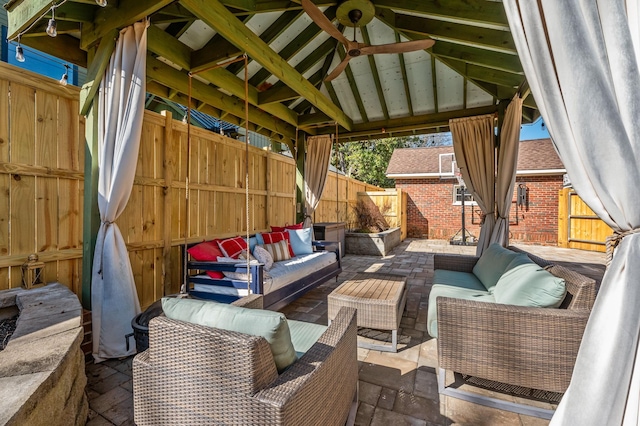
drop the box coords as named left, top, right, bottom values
left=180, top=0, right=353, bottom=131
left=146, top=26, right=299, bottom=128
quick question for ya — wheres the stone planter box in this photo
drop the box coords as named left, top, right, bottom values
left=345, top=227, right=402, bottom=256
left=0, top=284, right=88, bottom=426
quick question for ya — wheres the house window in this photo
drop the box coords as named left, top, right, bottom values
left=453, top=185, right=476, bottom=205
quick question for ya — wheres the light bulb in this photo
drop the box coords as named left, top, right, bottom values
left=46, top=18, right=57, bottom=37
left=15, top=45, right=25, bottom=62
left=59, top=73, right=68, bottom=86
left=95, top=0, right=107, bottom=6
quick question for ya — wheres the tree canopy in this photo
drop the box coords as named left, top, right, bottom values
left=332, top=133, right=452, bottom=188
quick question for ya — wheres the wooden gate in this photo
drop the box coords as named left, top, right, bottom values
left=558, top=188, right=612, bottom=252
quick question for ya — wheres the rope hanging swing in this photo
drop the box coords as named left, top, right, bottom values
left=182, top=54, right=252, bottom=295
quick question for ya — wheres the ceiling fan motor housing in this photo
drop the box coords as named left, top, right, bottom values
left=336, top=0, right=375, bottom=27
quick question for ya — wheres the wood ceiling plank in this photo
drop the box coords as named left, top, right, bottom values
left=180, top=0, right=352, bottom=130
left=248, top=7, right=336, bottom=87
left=374, top=0, right=509, bottom=29
left=225, top=10, right=303, bottom=76
left=396, top=33, right=413, bottom=116
left=361, top=26, right=389, bottom=121
left=377, top=9, right=516, bottom=54
left=336, top=45, right=368, bottom=123
left=431, top=41, right=523, bottom=75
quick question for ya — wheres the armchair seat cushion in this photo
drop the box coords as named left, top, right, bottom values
left=288, top=320, right=328, bottom=357
left=161, top=297, right=297, bottom=372
left=427, top=285, right=495, bottom=338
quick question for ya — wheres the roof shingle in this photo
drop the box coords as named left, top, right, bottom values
left=386, top=138, right=564, bottom=176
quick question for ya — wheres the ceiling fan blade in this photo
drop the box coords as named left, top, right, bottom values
left=325, top=55, right=352, bottom=81
left=301, top=0, right=349, bottom=45
left=359, top=39, right=435, bottom=55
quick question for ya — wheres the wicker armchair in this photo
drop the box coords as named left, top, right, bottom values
left=433, top=247, right=597, bottom=408
left=133, top=295, right=358, bottom=426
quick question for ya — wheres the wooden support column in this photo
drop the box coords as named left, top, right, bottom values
left=295, top=132, right=306, bottom=224
left=161, top=111, right=174, bottom=296
left=265, top=147, right=272, bottom=229
left=81, top=102, right=100, bottom=309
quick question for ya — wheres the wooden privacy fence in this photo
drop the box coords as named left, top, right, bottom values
left=0, top=62, right=84, bottom=296
left=312, top=170, right=407, bottom=240
left=558, top=187, right=613, bottom=252
left=0, top=62, right=385, bottom=309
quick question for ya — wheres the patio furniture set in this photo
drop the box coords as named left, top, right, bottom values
left=132, top=240, right=597, bottom=424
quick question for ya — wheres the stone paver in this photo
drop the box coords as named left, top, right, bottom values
left=85, top=238, right=606, bottom=425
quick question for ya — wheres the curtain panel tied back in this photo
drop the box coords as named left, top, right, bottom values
left=503, top=1, right=640, bottom=424
left=450, top=114, right=496, bottom=256
left=303, top=135, right=333, bottom=228
left=92, top=21, right=148, bottom=362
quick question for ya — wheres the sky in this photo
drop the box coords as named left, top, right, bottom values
left=520, top=117, right=550, bottom=140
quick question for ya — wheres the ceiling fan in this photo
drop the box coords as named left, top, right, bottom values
left=301, top=0, right=435, bottom=81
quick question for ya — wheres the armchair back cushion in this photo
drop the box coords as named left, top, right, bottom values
left=472, top=243, right=520, bottom=292
left=161, top=297, right=297, bottom=372
left=493, top=261, right=566, bottom=308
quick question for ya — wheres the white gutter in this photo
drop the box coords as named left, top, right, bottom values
left=387, top=169, right=566, bottom=179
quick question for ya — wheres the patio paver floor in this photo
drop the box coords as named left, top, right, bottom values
left=85, top=239, right=606, bottom=425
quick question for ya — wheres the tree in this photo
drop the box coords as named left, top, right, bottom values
left=332, top=133, right=452, bottom=187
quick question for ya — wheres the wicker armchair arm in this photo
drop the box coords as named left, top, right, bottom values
left=433, top=254, right=479, bottom=273
left=437, top=296, right=590, bottom=393
left=253, top=307, right=358, bottom=424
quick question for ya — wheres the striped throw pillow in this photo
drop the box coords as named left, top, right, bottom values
left=262, top=240, right=291, bottom=262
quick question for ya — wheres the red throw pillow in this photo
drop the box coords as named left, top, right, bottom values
left=217, top=236, right=248, bottom=259
left=186, top=241, right=224, bottom=279
left=271, top=222, right=304, bottom=232
left=262, top=231, right=294, bottom=257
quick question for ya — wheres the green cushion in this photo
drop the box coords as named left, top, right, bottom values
left=288, top=319, right=327, bottom=358
left=493, top=260, right=566, bottom=308
left=433, top=269, right=486, bottom=291
left=427, top=285, right=495, bottom=338
left=161, top=297, right=297, bottom=372
left=472, top=243, right=520, bottom=292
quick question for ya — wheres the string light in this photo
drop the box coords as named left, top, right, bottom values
left=15, top=36, right=25, bottom=62
left=46, top=6, right=57, bottom=37
left=59, top=64, right=69, bottom=86
left=95, top=0, right=107, bottom=6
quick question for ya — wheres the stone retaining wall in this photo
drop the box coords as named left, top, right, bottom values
left=0, top=284, right=88, bottom=425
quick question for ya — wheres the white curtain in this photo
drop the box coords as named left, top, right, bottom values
left=450, top=114, right=496, bottom=256
left=490, top=95, right=523, bottom=247
left=504, top=1, right=640, bottom=424
left=303, top=135, right=333, bottom=228
left=92, top=21, right=148, bottom=362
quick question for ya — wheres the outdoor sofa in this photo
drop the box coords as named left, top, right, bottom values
left=184, top=227, right=341, bottom=311
left=428, top=243, right=597, bottom=394
left=133, top=294, right=358, bottom=425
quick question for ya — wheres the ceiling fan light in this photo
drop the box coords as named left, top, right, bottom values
left=95, top=0, right=108, bottom=7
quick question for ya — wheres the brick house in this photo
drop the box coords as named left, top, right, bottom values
left=386, top=139, right=566, bottom=245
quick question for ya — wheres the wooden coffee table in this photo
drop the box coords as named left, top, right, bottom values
left=328, top=273, right=407, bottom=352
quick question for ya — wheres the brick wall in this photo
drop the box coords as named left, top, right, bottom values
left=395, top=175, right=563, bottom=245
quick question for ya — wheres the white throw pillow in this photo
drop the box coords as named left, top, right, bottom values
left=253, top=245, right=274, bottom=271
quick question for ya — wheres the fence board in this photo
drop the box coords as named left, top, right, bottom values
left=0, top=80, right=9, bottom=163
left=36, top=90, right=57, bottom=168
left=558, top=188, right=612, bottom=252
left=11, top=83, right=36, bottom=165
